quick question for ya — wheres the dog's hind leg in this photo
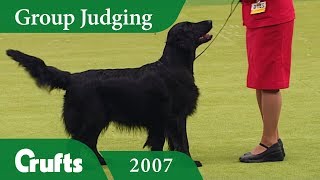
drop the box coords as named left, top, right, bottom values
left=71, top=119, right=108, bottom=166
left=63, top=93, right=109, bottom=165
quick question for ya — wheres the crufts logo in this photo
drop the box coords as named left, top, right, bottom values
left=15, top=148, right=83, bottom=173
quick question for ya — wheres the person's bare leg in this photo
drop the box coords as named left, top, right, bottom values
left=256, top=89, right=280, bottom=140
left=251, top=89, right=282, bottom=155
left=256, top=89, right=263, bottom=117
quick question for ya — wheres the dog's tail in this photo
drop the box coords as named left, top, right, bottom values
left=6, top=49, right=71, bottom=90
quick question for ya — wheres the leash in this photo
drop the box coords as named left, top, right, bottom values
left=195, top=0, right=240, bottom=60
left=158, top=0, right=241, bottom=86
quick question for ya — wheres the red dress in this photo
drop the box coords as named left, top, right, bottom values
left=242, top=0, right=295, bottom=89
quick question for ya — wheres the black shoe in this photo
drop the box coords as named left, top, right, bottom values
left=278, top=138, right=285, bottom=157
left=239, top=142, right=284, bottom=163
left=242, top=139, right=285, bottom=157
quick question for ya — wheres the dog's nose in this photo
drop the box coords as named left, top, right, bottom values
left=207, top=20, right=212, bottom=25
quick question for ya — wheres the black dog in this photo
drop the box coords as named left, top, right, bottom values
left=6, top=20, right=213, bottom=167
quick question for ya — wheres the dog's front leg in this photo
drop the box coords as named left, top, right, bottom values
left=144, top=125, right=165, bottom=151
left=168, top=117, right=202, bottom=167
left=169, top=117, right=190, bottom=155
left=180, top=118, right=202, bottom=167
left=179, top=118, right=191, bottom=156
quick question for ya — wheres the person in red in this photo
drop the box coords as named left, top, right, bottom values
left=239, top=0, right=295, bottom=163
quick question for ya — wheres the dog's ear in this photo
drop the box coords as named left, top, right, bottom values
left=167, top=28, right=195, bottom=51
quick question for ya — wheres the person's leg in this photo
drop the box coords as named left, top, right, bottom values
left=256, top=89, right=263, bottom=117
left=251, top=89, right=282, bottom=155
left=256, top=89, right=280, bottom=140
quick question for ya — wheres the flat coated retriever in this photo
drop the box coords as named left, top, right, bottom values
left=6, top=20, right=213, bottom=167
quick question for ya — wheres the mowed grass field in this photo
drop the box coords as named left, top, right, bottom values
left=0, top=0, right=319, bottom=179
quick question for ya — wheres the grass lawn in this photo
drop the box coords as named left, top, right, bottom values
left=0, top=0, right=319, bottom=179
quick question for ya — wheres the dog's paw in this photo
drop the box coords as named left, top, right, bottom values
left=194, top=160, right=202, bottom=167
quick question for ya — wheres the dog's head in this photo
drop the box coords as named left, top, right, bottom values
left=166, top=20, right=213, bottom=51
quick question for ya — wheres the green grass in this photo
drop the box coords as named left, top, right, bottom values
left=0, top=0, right=320, bottom=179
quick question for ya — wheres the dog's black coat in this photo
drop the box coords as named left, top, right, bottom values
left=6, top=20, right=213, bottom=167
